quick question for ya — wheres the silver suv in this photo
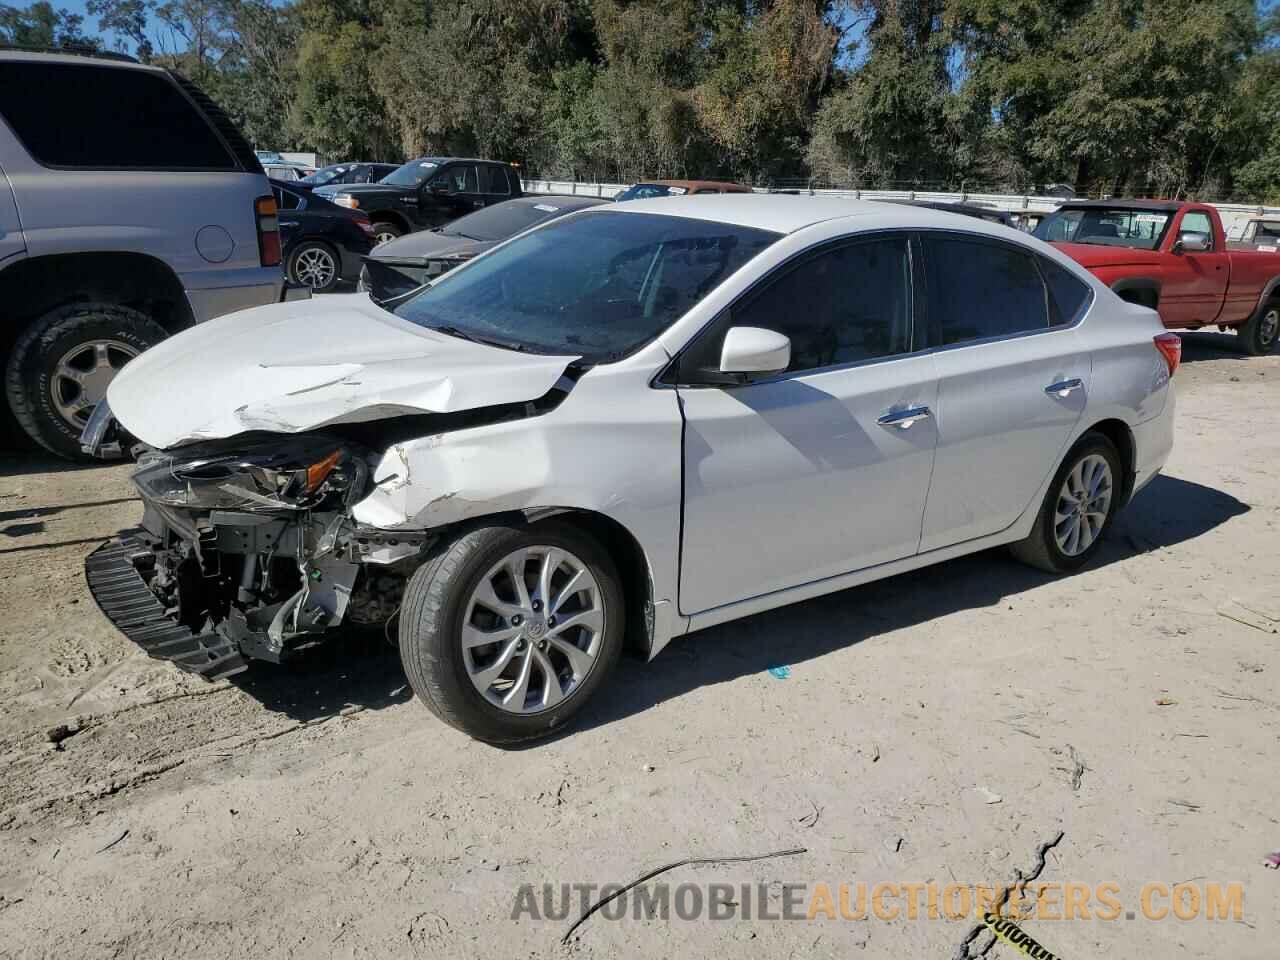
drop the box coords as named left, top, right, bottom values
left=0, top=49, right=292, bottom=460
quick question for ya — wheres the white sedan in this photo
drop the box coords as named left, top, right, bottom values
left=90, top=196, right=1177, bottom=743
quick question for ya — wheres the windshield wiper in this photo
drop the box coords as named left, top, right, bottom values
left=427, top=325, right=533, bottom=353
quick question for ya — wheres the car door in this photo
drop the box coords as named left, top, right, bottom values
left=1160, top=207, right=1230, bottom=326
left=674, top=235, right=940, bottom=614
left=0, top=160, right=24, bottom=266
left=417, top=163, right=480, bottom=227
left=916, top=233, right=1093, bottom=552
left=479, top=164, right=512, bottom=206
left=272, top=184, right=306, bottom=254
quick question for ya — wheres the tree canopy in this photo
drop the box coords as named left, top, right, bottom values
left=3, top=0, right=1278, bottom=200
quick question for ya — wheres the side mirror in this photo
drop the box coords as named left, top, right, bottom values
left=719, top=326, right=790, bottom=375
left=1175, top=231, right=1211, bottom=253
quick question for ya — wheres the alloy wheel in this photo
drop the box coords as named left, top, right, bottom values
left=294, top=246, right=337, bottom=289
left=461, top=546, right=605, bottom=714
left=1054, top=453, right=1113, bottom=557
left=50, top=340, right=140, bottom=430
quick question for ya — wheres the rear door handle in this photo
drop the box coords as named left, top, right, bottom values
left=1044, top=378, right=1083, bottom=398
left=877, top=405, right=932, bottom=430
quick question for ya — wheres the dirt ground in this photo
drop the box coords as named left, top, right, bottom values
left=0, top=333, right=1277, bottom=960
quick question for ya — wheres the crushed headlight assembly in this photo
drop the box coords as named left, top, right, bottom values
left=132, top=437, right=370, bottom=514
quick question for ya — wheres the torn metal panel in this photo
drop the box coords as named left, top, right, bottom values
left=105, top=293, right=578, bottom=448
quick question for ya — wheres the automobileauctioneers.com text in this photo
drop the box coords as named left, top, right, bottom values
left=513, top=880, right=1243, bottom=923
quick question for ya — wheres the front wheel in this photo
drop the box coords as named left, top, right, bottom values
left=1240, top=300, right=1279, bottom=356
left=398, top=522, right=624, bottom=744
left=1010, top=432, right=1122, bottom=573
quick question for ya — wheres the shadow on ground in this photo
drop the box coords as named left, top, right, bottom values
left=1177, top=331, right=1258, bottom=362
left=219, top=473, right=1245, bottom=736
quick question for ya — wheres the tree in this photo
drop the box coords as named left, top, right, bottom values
left=1, top=1, right=98, bottom=48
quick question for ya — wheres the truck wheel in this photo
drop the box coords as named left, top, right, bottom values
left=371, top=221, right=403, bottom=246
left=399, top=522, right=624, bottom=744
left=4, top=303, right=166, bottom=461
left=1240, top=300, right=1279, bottom=356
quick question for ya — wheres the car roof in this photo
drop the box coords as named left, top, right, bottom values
left=638, top=179, right=751, bottom=192
left=515, top=195, right=607, bottom=210
left=602, top=194, right=1032, bottom=235
left=0, top=47, right=160, bottom=71
left=1057, top=198, right=1183, bottom=212
left=416, top=157, right=511, bottom=165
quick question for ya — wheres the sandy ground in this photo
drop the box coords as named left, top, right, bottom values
left=0, top=332, right=1277, bottom=960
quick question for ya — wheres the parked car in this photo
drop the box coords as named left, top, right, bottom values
left=359, top=195, right=607, bottom=301
left=264, top=163, right=303, bottom=181
left=88, top=197, right=1176, bottom=742
left=614, top=179, right=752, bottom=201
left=1034, top=200, right=1280, bottom=354
left=1228, top=217, right=1280, bottom=251
left=272, top=180, right=375, bottom=293
left=0, top=49, right=296, bottom=461
left=315, top=157, right=523, bottom=245
left=296, top=162, right=398, bottom=192
left=898, top=200, right=1012, bottom=226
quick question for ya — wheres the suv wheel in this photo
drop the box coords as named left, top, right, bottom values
left=371, top=221, right=403, bottom=245
left=1241, top=299, right=1279, bottom=356
left=399, top=522, right=624, bottom=744
left=288, top=241, right=340, bottom=292
left=5, top=303, right=166, bottom=461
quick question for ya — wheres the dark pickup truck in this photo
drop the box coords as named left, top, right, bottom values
left=314, top=157, right=523, bottom=246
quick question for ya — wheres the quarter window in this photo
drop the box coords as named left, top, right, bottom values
left=922, top=236, right=1049, bottom=346
left=1039, top=258, right=1092, bottom=326
left=725, top=238, right=913, bottom=373
left=0, top=62, right=235, bottom=170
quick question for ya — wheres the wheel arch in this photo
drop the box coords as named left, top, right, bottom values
left=1079, top=418, right=1136, bottom=507
left=0, top=251, right=194, bottom=353
left=369, top=209, right=411, bottom=234
left=1110, top=277, right=1161, bottom=310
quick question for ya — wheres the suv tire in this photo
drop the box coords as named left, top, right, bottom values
left=399, top=521, right=624, bottom=744
left=5, top=303, right=166, bottom=460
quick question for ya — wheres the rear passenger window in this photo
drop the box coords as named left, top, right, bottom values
left=1039, top=258, right=1092, bottom=326
left=923, top=236, right=1048, bottom=346
left=731, top=238, right=912, bottom=373
left=480, top=166, right=510, bottom=194
left=0, top=62, right=235, bottom=170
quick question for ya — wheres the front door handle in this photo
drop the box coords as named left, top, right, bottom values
left=877, top=405, right=932, bottom=430
left=1044, top=378, right=1084, bottom=398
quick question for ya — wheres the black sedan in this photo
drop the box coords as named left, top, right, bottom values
left=294, top=161, right=398, bottom=193
left=359, top=195, right=607, bottom=301
left=272, top=180, right=376, bottom=292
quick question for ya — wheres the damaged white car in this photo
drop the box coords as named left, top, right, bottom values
left=84, top=197, right=1176, bottom=743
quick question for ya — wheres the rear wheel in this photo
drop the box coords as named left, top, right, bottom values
left=287, top=240, right=340, bottom=292
left=4, top=303, right=166, bottom=460
left=399, top=522, right=624, bottom=743
left=1240, top=299, right=1279, bottom=356
left=371, top=221, right=403, bottom=246
left=1010, top=432, right=1122, bottom=573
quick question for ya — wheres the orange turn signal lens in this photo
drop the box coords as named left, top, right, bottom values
left=304, top=450, right=343, bottom=493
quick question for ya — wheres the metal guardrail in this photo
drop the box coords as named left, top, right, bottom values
left=520, top=179, right=1280, bottom=239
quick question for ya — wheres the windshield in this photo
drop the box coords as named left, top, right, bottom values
left=615, top=183, right=686, bottom=202
left=391, top=211, right=779, bottom=362
left=1034, top=207, right=1172, bottom=249
left=443, top=200, right=583, bottom=242
left=301, top=164, right=346, bottom=186
left=381, top=159, right=439, bottom=188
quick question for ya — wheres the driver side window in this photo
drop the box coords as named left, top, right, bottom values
left=1180, top=212, right=1214, bottom=249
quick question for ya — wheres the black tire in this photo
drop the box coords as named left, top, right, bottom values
left=1010, top=431, right=1123, bottom=574
left=399, top=521, right=625, bottom=744
left=4, top=303, right=166, bottom=461
left=1239, top=299, right=1279, bottom=356
left=287, top=240, right=341, bottom=292
left=371, top=220, right=404, bottom=245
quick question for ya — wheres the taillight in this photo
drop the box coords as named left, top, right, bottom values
left=256, top=195, right=281, bottom=267
left=1154, top=333, right=1181, bottom=377
left=354, top=214, right=375, bottom=236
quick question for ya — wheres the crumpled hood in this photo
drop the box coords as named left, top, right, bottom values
left=370, top=230, right=492, bottom=264
left=106, top=294, right=578, bottom=449
left=1051, top=241, right=1165, bottom=270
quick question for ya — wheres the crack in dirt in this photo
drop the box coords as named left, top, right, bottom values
left=951, top=829, right=1065, bottom=960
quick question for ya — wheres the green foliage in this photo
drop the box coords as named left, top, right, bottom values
left=4, top=0, right=1279, bottom=201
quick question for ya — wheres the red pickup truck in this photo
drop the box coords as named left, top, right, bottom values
left=1033, top=199, right=1280, bottom=354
